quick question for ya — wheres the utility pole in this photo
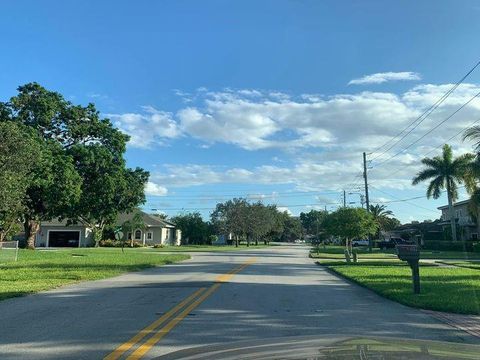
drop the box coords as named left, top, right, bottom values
left=363, top=152, right=370, bottom=211
left=363, top=152, right=372, bottom=252
left=343, top=190, right=346, bottom=207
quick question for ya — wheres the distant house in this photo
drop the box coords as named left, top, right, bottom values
left=384, top=220, right=444, bottom=245
left=438, top=199, right=478, bottom=241
left=116, top=211, right=181, bottom=246
left=34, top=210, right=181, bottom=248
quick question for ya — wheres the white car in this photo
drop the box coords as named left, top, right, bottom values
left=352, top=239, right=369, bottom=247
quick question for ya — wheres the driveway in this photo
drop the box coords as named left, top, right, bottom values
left=0, top=244, right=476, bottom=359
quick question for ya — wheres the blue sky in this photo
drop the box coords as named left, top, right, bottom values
left=2, top=0, right=480, bottom=222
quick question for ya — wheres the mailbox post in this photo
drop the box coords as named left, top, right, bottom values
left=395, top=244, right=420, bottom=294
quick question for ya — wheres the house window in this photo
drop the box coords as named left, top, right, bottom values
left=127, top=232, right=132, bottom=240
left=134, top=230, right=142, bottom=240
left=147, top=232, right=153, bottom=240
left=165, top=229, right=170, bottom=239
left=472, top=233, right=478, bottom=240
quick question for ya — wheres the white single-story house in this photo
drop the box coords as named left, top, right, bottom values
left=35, top=210, right=181, bottom=247
left=116, top=211, right=181, bottom=246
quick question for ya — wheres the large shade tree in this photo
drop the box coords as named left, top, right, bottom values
left=211, top=198, right=249, bottom=247
left=0, top=83, right=148, bottom=248
left=68, top=144, right=149, bottom=246
left=0, top=122, right=40, bottom=242
left=299, top=209, right=328, bottom=241
left=412, top=144, right=474, bottom=242
left=324, top=207, right=377, bottom=262
left=171, top=212, right=213, bottom=245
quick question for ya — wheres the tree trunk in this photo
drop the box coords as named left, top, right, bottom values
left=235, top=235, right=238, bottom=247
left=255, top=238, right=258, bottom=246
left=24, top=218, right=39, bottom=250
left=92, top=227, right=103, bottom=247
left=344, top=237, right=351, bottom=263
left=246, top=236, right=250, bottom=247
left=447, top=183, right=458, bottom=242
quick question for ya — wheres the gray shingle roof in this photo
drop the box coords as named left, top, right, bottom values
left=41, top=211, right=176, bottom=228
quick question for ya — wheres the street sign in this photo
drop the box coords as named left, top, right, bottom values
left=114, top=231, right=124, bottom=241
left=395, top=244, right=420, bottom=294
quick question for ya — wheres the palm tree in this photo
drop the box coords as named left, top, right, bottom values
left=369, top=204, right=393, bottom=218
left=369, top=204, right=394, bottom=239
left=462, top=127, right=480, bottom=220
left=412, top=144, right=474, bottom=242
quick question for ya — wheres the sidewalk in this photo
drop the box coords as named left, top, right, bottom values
left=424, top=310, right=480, bottom=339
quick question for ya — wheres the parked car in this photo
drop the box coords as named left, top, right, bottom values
left=377, top=237, right=414, bottom=249
left=352, top=239, right=369, bottom=247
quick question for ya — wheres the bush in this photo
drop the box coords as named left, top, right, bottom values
left=423, top=240, right=474, bottom=252
left=153, top=244, right=164, bottom=249
left=99, top=239, right=117, bottom=247
left=99, top=239, right=145, bottom=248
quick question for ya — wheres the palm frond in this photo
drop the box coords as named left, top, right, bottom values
left=420, top=156, right=443, bottom=169
left=412, top=168, right=440, bottom=185
left=463, top=126, right=480, bottom=152
left=426, top=176, right=444, bottom=199
left=442, top=144, right=453, bottom=164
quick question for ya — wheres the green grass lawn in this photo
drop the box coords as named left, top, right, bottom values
left=0, top=248, right=189, bottom=301
left=312, top=245, right=480, bottom=314
left=310, top=245, right=480, bottom=260
left=322, top=261, right=480, bottom=314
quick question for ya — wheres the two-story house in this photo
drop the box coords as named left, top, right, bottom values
left=438, top=199, right=479, bottom=241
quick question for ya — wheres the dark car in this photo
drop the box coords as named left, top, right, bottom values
left=377, top=237, right=414, bottom=249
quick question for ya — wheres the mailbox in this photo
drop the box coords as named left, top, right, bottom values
left=395, top=244, right=421, bottom=294
left=396, top=244, right=419, bottom=262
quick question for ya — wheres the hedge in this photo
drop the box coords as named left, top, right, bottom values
left=422, top=240, right=474, bottom=252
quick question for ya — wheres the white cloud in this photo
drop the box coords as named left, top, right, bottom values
left=277, top=206, right=292, bottom=215
left=114, top=83, right=480, bottom=199
left=107, top=106, right=181, bottom=148
left=145, top=182, right=168, bottom=196
left=348, top=71, right=421, bottom=85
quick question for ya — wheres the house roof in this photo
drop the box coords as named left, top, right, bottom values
left=41, top=211, right=176, bottom=229
left=115, top=211, right=176, bottom=228
left=437, top=199, right=470, bottom=210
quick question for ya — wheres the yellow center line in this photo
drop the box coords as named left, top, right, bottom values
left=126, top=258, right=256, bottom=360
left=104, top=287, right=207, bottom=360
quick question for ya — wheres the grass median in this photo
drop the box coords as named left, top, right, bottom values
left=312, top=246, right=480, bottom=314
left=0, top=248, right=189, bottom=302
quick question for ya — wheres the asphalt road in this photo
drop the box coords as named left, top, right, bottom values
left=0, top=244, right=477, bottom=359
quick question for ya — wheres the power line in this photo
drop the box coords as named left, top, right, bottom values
left=373, top=89, right=480, bottom=168
left=369, top=58, right=480, bottom=160
left=157, top=190, right=342, bottom=200
left=147, top=202, right=343, bottom=212
left=369, top=116, right=480, bottom=184
left=369, top=186, right=438, bottom=214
